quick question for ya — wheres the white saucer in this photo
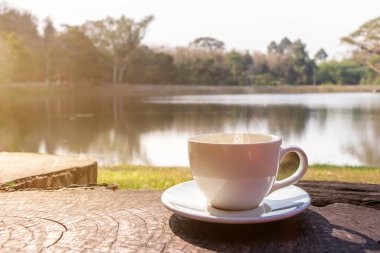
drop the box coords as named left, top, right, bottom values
left=161, top=180, right=311, bottom=224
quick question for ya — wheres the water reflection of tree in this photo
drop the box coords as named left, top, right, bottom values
left=344, top=107, right=380, bottom=166
left=245, top=105, right=310, bottom=139
left=0, top=95, right=311, bottom=165
left=346, top=141, right=380, bottom=165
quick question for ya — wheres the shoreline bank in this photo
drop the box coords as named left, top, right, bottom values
left=1, top=83, right=380, bottom=97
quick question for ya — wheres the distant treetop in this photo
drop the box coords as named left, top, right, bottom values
left=314, top=49, right=328, bottom=62
left=189, top=37, right=225, bottom=51
left=342, top=16, right=380, bottom=75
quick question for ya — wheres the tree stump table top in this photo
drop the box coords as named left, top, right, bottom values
left=0, top=152, right=97, bottom=189
left=0, top=181, right=379, bottom=252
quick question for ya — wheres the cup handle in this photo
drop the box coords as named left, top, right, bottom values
left=269, top=146, right=308, bottom=194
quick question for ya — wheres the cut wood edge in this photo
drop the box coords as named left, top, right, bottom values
left=0, top=152, right=98, bottom=190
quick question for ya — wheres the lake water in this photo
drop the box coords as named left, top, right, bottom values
left=0, top=92, right=379, bottom=166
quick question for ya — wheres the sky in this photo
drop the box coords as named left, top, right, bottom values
left=4, top=0, right=380, bottom=58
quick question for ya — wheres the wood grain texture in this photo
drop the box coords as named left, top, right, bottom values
left=0, top=188, right=378, bottom=252
left=297, top=180, right=380, bottom=210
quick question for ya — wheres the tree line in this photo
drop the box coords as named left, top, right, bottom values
left=0, top=4, right=379, bottom=85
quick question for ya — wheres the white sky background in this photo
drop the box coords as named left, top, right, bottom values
left=4, top=0, right=380, bottom=58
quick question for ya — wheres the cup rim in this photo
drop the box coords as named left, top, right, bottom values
left=188, top=133, right=282, bottom=145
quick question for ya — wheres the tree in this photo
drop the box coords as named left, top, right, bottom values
left=313, top=48, right=328, bottom=85
left=55, top=26, right=103, bottom=84
left=0, top=4, right=41, bottom=48
left=1, top=32, right=42, bottom=82
left=84, top=15, right=154, bottom=83
left=225, top=50, right=253, bottom=85
left=291, top=39, right=313, bottom=84
left=0, top=34, right=13, bottom=83
left=314, top=48, right=328, bottom=63
left=317, top=60, right=367, bottom=85
left=251, top=52, right=269, bottom=74
left=189, top=37, right=225, bottom=51
left=122, top=46, right=175, bottom=84
left=171, top=47, right=228, bottom=85
left=266, top=38, right=312, bottom=84
left=267, top=41, right=278, bottom=53
left=0, top=4, right=44, bottom=82
left=278, top=37, right=292, bottom=54
left=342, top=16, right=380, bottom=75
left=43, top=18, right=57, bottom=84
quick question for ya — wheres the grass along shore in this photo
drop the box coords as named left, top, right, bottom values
left=98, top=164, right=380, bottom=190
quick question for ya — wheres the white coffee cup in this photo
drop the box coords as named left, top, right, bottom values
left=188, top=133, right=308, bottom=211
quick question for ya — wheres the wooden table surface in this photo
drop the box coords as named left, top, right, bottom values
left=0, top=181, right=379, bottom=253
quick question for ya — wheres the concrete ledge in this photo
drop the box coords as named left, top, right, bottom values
left=0, top=152, right=97, bottom=190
